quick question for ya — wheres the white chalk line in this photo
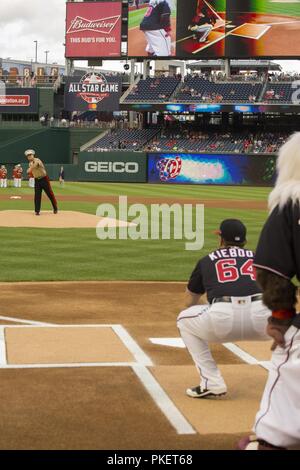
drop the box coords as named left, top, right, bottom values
left=132, top=364, right=196, bottom=435
left=0, top=317, right=194, bottom=435
left=0, top=327, right=7, bottom=365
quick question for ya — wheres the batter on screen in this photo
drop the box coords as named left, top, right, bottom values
left=140, top=0, right=173, bottom=56
left=177, top=219, right=271, bottom=399
left=188, top=1, right=216, bottom=43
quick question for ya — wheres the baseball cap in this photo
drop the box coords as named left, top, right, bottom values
left=216, top=219, right=247, bottom=244
left=25, top=149, right=35, bottom=156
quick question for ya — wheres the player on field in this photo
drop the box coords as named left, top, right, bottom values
left=188, top=1, right=216, bottom=43
left=177, top=219, right=270, bottom=398
left=140, top=0, right=172, bottom=56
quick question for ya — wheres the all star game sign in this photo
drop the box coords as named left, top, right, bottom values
left=64, top=72, right=121, bottom=112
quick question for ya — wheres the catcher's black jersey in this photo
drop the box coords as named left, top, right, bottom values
left=188, top=247, right=261, bottom=304
left=140, top=1, right=171, bottom=31
left=254, top=200, right=300, bottom=280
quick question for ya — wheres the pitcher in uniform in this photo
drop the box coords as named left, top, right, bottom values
left=25, top=149, right=58, bottom=215
left=177, top=219, right=271, bottom=398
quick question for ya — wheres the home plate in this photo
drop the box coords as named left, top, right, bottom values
left=150, top=338, right=186, bottom=348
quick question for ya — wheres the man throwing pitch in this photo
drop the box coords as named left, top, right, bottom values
left=140, top=0, right=172, bottom=56
left=25, top=149, right=58, bottom=216
left=177, top=219, right=270, bottom=398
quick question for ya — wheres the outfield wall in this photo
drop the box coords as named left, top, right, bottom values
left=72, top=152, right=276, bottom=186
left=1, top=151, right=277, bottom=186
left=0, top=127, right=102, bottom=165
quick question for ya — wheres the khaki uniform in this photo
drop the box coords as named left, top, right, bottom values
left=29, top=158, right=47, bottom=179
left=28, top=157, right=57, bottom=214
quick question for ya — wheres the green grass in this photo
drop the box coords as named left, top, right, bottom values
left=0, top=183, right=270, bottom=282
left=250, top=0, right=300, bottom=17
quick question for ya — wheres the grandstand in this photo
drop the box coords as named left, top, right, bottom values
left=123, top=76, right=181, bottom=103
left=122, top=74, right=299, bottom=105
left=87, top=128, right=289, bottom=154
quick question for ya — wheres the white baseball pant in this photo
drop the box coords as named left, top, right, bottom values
left=28, top=178, right=35, bottom=188
left=144, top=30, right=172, bottom=56
left=254, top=326, right=300, bottom=449
left=0, top=179, right=7, bottom=188
left=190, top=24, right=213, bottom=42
left=177, top=297, right=270, bottom=391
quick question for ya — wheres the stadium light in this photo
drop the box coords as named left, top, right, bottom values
left=34, top=40, right=38, bottom=63
left=45, top=50, right=50, bottom=64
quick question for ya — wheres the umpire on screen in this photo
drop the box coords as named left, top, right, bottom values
left=25, top=149, right=58, bottom=216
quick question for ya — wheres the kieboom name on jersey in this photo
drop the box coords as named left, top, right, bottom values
left=68, top=83, right=119, bottom=93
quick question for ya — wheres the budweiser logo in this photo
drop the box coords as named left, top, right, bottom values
left=66, top=15, right=120, bottom=35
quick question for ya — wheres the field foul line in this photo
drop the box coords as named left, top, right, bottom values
left=0, top=315, right=54, bottom=326
left=223, top=342, right=270, bottom=371
left=0, top=362, right=137, bottom=370
left=112, top=325, right=153, bottom=366
left=0, top=327, right=7, bottom=365
left=0, top=320, right=194, bottom=435
left=132, top=364, right=196, bottom=435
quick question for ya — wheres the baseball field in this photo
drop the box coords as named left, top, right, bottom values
left=0, top=182, right=275, bottom=450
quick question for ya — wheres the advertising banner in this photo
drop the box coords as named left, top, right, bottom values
left=148, top=153, right=277, bottom=186
left=64, top=72, right=121, bottom=112
left=79, top=151, right=147, bottom=182
left=0, top=88, right=38, bottom=114
left=128, top=0, right=177, bottom=57
left=128, top=0, right=300, bottom=59
left=65, top=1, right=122, bottom=58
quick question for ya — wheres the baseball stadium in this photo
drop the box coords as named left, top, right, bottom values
left=1, top=0, right=300, bottom=454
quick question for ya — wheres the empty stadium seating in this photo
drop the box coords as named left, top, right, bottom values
left=124, top=77, right=181, bottom=103
left=263, top=82, right=295, bottom=103
left=175, top=77, right=263, bottom=103
left=88, top=128, right=160, bottom=151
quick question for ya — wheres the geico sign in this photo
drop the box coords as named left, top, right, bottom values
left=85, top=161, right=139, bottom=174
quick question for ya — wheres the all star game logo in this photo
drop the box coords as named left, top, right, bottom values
left=68, top=72, right=120, bottom=110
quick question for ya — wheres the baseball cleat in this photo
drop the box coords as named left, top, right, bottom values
left=35, top=212, right=40, bottom=216
left=186, top=385, right=227, bottom=398
left=236, top=436, right=259, bottom=450
left=53, top=209, right=58, bottom=214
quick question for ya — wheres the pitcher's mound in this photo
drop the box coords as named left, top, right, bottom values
left=0, top=210, right=135, bottom=229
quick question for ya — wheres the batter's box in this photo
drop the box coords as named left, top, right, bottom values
left=229, top=23, right=271, bottom=40
left=0, top=325, right=151, bottom=368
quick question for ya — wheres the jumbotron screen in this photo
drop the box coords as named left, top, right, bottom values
left=65, top=1, right=122, bottom=58
left=148, top=153, right=277, bottom=186
left=128, top=0, right=300, bottom=58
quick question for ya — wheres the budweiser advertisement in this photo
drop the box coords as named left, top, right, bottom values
left=0, top=89, right=38, bottom=114
left=64, top=72, right=121, bottom=112
left=65, top=1, right=122, bottom=58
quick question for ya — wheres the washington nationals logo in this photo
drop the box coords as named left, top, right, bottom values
left=156, top=156, right=182, bottom=182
